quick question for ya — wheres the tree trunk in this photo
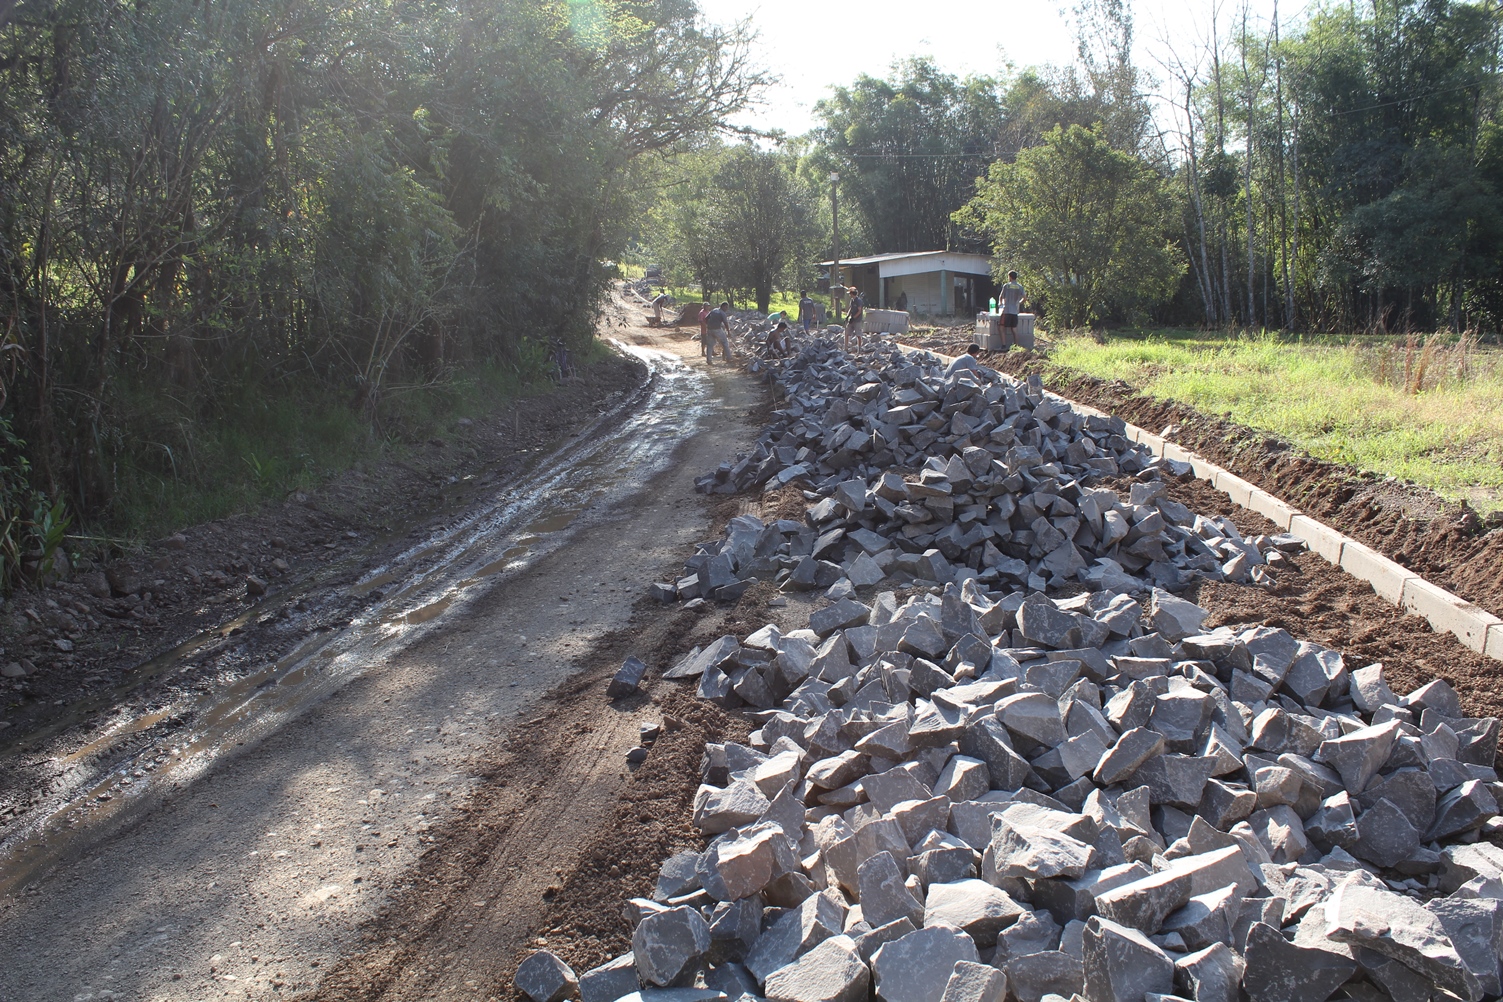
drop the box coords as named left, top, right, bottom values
left=1185, top=83, right=1216, bottom=325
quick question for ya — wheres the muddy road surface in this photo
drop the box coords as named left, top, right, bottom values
left=0, top=320, right=762, bottom=1002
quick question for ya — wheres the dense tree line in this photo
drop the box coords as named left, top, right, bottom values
left=641, top=0, right=1502, bottom=337
left=0, top=0, right=757, bottom=562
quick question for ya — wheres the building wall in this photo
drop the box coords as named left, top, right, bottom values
left=888, top=273, right=943, bottom=315
left=885, top=271, right=992, bottom=316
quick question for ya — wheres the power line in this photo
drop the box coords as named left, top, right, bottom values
left=842, top=151, right=996, bottom=159
left=1328, top=79, right=1489, bottom=116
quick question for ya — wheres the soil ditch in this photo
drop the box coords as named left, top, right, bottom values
left=903, top=328, right=1503, bottom=622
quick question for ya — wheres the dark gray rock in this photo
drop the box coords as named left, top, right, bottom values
left=1083, top=915, right=1175, bottom=1002
left=515, top=950, right=579, bottom=1002
left=763, top=934, right=870, bottom=1002
left=608, top=656, right=649, bottom=698
left=580, top=954, right=640, bottom=1002
left=632, top=906, right=712, bottom=987
left=1241, top=921, right=1357, bottom=1002
left=871, top=923, right=980, bottom=1002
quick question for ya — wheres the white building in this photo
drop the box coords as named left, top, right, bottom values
left=820, top=250, right=997, bottom=317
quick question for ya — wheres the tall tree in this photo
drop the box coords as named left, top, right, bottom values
left=956, top=124, right=1186, bottom=328
left=811, top=59, right=1004, bottom=253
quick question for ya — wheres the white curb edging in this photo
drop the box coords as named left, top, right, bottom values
left=897, top=342, right=1503, bottom=662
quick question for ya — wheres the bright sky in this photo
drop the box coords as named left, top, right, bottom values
left=696, top=0, right=1302, bottom=137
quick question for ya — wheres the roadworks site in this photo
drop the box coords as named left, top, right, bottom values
left=3, top=291, right=1503, bottom=1002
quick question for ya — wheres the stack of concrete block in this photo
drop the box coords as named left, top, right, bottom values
left=520, top=585, right=1503, bottom=1002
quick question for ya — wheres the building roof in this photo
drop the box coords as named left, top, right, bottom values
left=817, top=250, right=989, bottom=267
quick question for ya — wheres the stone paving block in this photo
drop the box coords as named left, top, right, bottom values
left=1083, top=915, right=1174, bottom=1002
left=578, top=955, right=642, bottom=1002
left=632, top=906, right=712, bottom=987
left=923, top=878, right=1025, bottom=946
left=608, top=656, right=649, bottom=698
left=939, top=960, right=1006, bottom=1002
left=1241, top=921, right=1356, bottom=1002
left=764, top=934, right=870, bottom=1002
left=859, top=851, right=925, bottom=929
left=1004, top=951, right=1083, bottom=1002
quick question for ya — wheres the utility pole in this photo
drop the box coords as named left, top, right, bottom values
left=830, top=172, right=842, bottom=320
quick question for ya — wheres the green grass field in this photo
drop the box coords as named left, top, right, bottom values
left=1045, top=329, right=1503, bottom=512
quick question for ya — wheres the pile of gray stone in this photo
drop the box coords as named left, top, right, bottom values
left=668, top=344, right=1296, bottom=603
left=519, top=583, right=1503, bottom=1002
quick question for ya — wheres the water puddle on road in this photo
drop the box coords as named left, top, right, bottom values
left=0, top=341, right=709, bottom=895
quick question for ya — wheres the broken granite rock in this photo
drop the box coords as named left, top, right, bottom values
left=763, top=934, right=870, bottom=1002
left=939, top=960, right=1007, bottom=1002
left=1083, top=915, right=1175, bottom=1002
left=608, top=656, right=649, bottom=698
left=632, top=906, right=712, bottom=987
left=514, top=951, right=579, bottom=1002
left=871, top=923, right=980, bottom=1002
left=578, top=954, right=639, bottom=1002
left=923, top=879, right=1025, bottom=946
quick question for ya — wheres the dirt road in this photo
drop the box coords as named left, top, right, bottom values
left=0, top=319, right=762, bottom=1002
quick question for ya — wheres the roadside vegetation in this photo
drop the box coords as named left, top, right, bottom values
left=0, top=0, right=761, bottom=584
left=1045, top=329, right=1503, bottom=510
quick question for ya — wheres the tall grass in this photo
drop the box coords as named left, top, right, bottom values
left=1047, top=329, right=1503, bottom=512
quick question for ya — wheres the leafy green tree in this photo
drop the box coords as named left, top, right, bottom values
left=642, top=142, right=820, bottom=311
left=812, top=59, right=1004, bottom=253
left=713, top=146, right=821, bottom=312
left=957, top=125, right=1185, bottom=327
left=0, top=0, right=762, bottom=530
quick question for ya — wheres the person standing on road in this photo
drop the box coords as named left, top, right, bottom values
left=704, top=301, right=733, bottom=363
left=652, top=291, right=671, bottom=324
left=999, top=271, right=1027, bottom=336
left=698, top=302, right=712, bottom=357
left=844, top=289, right=865, bottom=351
left=798, top=290, right=816, bottom=334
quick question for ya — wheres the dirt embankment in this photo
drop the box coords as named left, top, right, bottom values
left=0, top=354, right=646, bottom=758
left=903, top=328, right=1503, bottom=621
left=1014, top=359, right=1503, bottom=621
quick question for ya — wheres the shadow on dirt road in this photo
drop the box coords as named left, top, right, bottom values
left=0, top=313, right=763, bottom=1002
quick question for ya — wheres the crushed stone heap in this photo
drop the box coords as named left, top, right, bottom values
left=515, top=334, right=1503, bottom=1002
left=521, top=584, right=1503, bottom=1002
left=665, top=342, right=1294, bottom=605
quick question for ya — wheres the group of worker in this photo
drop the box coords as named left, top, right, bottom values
left=656, top=268, right=1029, bottom=366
